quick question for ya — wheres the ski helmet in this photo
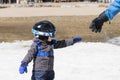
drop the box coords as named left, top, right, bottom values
left=32, top=20, right=56, bottom=38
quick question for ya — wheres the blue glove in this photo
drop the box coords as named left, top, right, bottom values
left=73, top=36, right=82, bottom=43
left=19, top=62, right=28, bottom=74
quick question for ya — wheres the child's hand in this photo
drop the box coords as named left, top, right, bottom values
left=73, top=36, right=82, bottom=43
left=19, top=62, right=28, bottom=74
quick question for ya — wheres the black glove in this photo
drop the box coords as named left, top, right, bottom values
left=89, top=12, right=109, bottom=33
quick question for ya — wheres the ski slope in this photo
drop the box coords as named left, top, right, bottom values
left=0, top=37, right=120, bottom=80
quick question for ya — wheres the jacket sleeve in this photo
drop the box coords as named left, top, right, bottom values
left=105, top=0, right=120, bottom=20
left=53, top=38, right=74, bottom=49
left=21, top=42, right=37, bottom=64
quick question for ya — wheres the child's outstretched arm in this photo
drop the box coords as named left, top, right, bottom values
left=53, top=36, right=82, bottom=49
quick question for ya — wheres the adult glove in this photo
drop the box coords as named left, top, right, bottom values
left=19, top=62, right=28, bottom=74
left=89, top=11, right=109, bottom=33
left=73, top=36, right=82, bottom=43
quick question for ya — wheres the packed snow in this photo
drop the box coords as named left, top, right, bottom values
left=0, top=37, right=120, bottom=80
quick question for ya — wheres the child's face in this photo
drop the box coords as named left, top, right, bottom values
left=48, top=37, right=54, bottom=42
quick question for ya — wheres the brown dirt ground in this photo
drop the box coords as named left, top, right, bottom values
left=0, top=15, right=120, bottom=42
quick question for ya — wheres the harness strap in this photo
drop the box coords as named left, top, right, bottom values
left=36, top=42, right=54, bottom=57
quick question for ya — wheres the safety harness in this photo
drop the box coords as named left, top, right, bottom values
left=36, top=41, right=54, bottom=57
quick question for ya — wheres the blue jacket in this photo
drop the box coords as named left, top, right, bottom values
left=105, top=0, right=120, bottom=20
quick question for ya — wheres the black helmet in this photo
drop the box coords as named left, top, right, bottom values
left=32, top=20, right=56, bottom=38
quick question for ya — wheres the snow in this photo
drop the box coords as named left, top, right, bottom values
left=0, top=37, right=120, bottom=80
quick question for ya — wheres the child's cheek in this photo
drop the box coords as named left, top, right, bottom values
left=48, top=37, right=52, bottom=42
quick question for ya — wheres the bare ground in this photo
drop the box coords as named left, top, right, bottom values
left=0, top=3, right=120, bottom=42
left=0, top=15, right=120, bottom=42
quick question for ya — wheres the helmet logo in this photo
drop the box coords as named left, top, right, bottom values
left=37, top=25, right=41, bottom=28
